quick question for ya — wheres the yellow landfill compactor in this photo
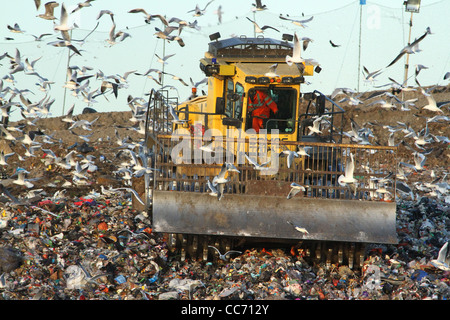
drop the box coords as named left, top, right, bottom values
left=143, top=34, right=398, bottom=267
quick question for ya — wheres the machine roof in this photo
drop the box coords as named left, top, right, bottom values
left=235, top=62, right=303, bottom=76
left=208, top=36, right=293, bottom=62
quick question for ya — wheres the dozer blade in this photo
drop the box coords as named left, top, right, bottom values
left=152, top=191, right=398, bottom=244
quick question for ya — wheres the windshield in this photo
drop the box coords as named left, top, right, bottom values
left=246, top=87, right=297, bottom=134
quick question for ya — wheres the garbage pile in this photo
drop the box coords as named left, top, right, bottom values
left=0, top=190, right=448, bottom=300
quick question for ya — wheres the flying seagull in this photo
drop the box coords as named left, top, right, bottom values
left=252, top=0, right=267, bottom=11
left=287, top=220, right=309, bottom=234
left=279, top=15, right=313, bottom=28
left=246, top=17, right=279, bottom=34
left=287, top=182, right=306, bottom=199
left=329, top=40, right=341, bottom=47
left=431, top=241, right=450, bottom=271
left=386, top=27, right=431, bottom=68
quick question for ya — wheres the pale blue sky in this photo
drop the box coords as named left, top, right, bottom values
left=0, top=0, right=448, bottom=121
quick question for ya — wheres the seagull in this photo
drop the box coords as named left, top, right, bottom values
left=155, top=53, right=175, bottom=65
left=208, top=245, right=242, bottom=261
left=9, top=49, right=25, bottom=75
left=62, top=104, right=75, bottom=123
left=338, top=153, right=357, bottom=187
left=265, top=63, right=279, bottom=77
left=301, top=37, right=313, bottom=51
left=37, top=1, right=59, bottom=20
left=54, top=3, right=72, bottom=33
left=285, top=32, right=319, bottom=68
left=280, top=148, right=298, bottom=169
left=114, top=187, right=146, bottom=206
left=422, top=93, right=445, bottom=113
left=400, top=152, right=427, bottom=171
left=12, top=170, right=34, bottom=188
left=297, top=146, right=312, bottom=157
left=48, top=40, right=81, bottom=56
left=212, top=163, right=229, bottom=185
left=207, top=179, right=223, bottom=200
left=188, top=1, right=214, bottom=17
left=71, top=0, right=95, bottom=14
left=68, top=117, right=99, bottom=130
left=415, top=64, right=428, bottom=77
left=168, top=104, right=187, bottom=124
left=252, top=0, right=267, bottom=11
left=225, top=162, right=240, bottom=173
left=97, top=9, right=115, bottom=22
left=246, top=17, right=279, bottom=34
left=444, top=72, right=450, bottom=81
left=329, top=40, right=341, bottom=47
left=287, top=183, right=306, bottom=199
left=287, top=220, right=309, bottom=234
left=431, top=241, right=450, bottom=271
left=7, top=23, right=25, bottom=33
left=279, top=15, right=313, bottom=28
left=0, top=124, right=16, bottom=141
left=0, top=151, right=15, bottom=166
left=128, top=8, right=168, bottom=25
left=362, top=66, right=383, bottom=83
left=244, top=153, right=271, bottom=170
left=386, top=28, right=430, bottom=68
left=307, top=116, right=326, bottom=135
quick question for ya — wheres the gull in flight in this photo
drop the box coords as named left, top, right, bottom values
left=265, top=63, right=279, bottom=77
left=12, top=170, right=35, bottom=188
left=252, top=0, right=267, bottom=11
left=400, top=152, right=427, bottom=172
left=155, top=53, right=175, bottom=65
left=338, top=152, right=357, bottom=187
left=285, top=32, right=319, bottom=68
left=7, top=23, right=25, bottom=33
left=212, top=163, right=232, bottom=185
left=208, top=245, right=242, bottom=261
left=362, top=66, right=383, bottom=83
left=128, top=8, right=168, bottom=25
left=244, top=153, right=271, bottom=170
left=422, top=92, right=448, bottom=113
left=188, top=1, right=215, bottom=17
left=0, top=151, right=15, bottom=166
left=287, top=220, right=309, bottom=234
left=307, top=115, right=329, bottom=135
left=279, top=15, right=313, bottom=28
left=431, top=241, right=450, bottom=271
left=168, top=104, right=187, bottom=124
left=386, top=27, right=431, bottom=68
left=297, top=146, right=312, bottom=157
left=246, top=17, right=279, bottom=34
left=37, top=1, right=59, bottom=20
left=287, top=183, right=306, bottom=199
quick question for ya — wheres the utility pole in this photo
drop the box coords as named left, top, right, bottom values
left=357, top=3, right=364, bottom=92
left=403, top=12, right=413, bottom=86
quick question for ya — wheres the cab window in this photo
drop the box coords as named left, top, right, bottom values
left=225, top=79, right=234, bottom=117
left=246, top=87, right=297, bottom=134
left=234, top=83, right=244, bottom=119
left=225, top=80, right=244, bottom=119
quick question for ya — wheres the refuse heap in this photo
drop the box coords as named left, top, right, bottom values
left=0, top=190, right=448, bottom=300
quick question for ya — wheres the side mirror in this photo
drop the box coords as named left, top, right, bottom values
left=316, top=94, right=325, bottom=114
left=215, top=97, right=225, bottom=114
left=303, top=92, right=315, bottom=101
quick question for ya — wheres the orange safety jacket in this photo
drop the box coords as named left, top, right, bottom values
left=248, top=91, right=278, bottom=133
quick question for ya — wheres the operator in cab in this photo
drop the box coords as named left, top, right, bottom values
left=247, top=89, right=278, bottom=133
